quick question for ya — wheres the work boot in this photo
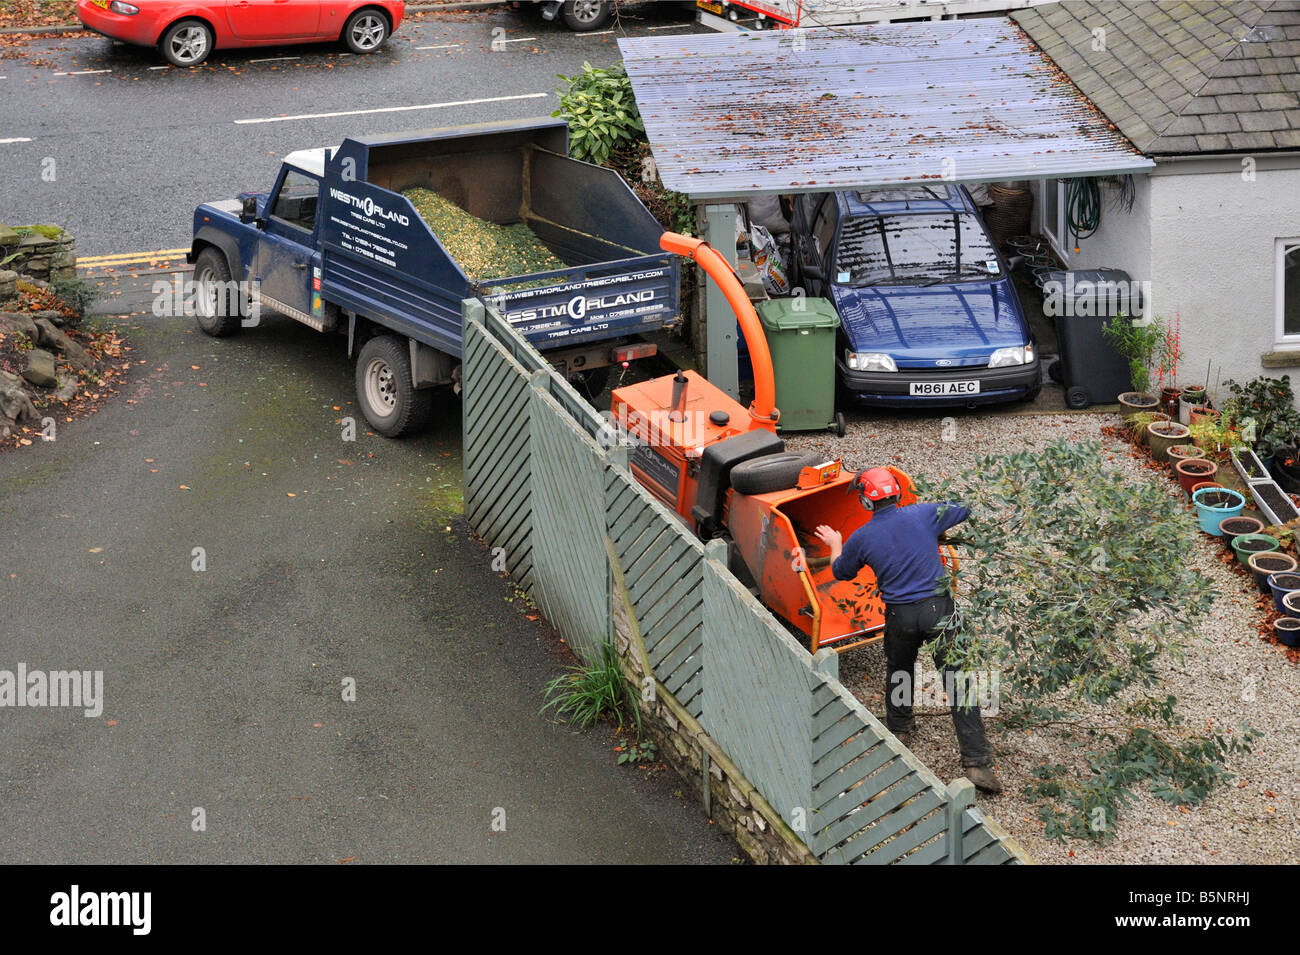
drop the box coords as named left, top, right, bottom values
left=964, top=765, right=1003, bottom=795
left=886, top=718, right=917, bottom=747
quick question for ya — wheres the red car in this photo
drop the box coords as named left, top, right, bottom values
left=76, top=0, right=405, bottom=67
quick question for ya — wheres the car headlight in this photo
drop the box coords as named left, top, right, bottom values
left=110, top=1, right=139, bottom=12
left=845, top=351, right=897, bottom=373
left=988, top=343, right=1035, bottom=368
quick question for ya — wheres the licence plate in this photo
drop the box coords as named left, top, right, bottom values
left=909, top=380, right=980, bottom=396
left=697, top=1, right=724, bottom=13
left=92, top=0, right=109, bottom=7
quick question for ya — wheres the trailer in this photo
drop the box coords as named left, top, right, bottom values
left=187, top=118, right=678, bottom=436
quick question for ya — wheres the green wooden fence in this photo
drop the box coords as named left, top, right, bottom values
left=461, top=298, right=1030, bottom=865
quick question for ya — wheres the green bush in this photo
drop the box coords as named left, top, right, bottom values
left=553, top=62, right=645, bottom=167
left=52, top=274, right=98, bottom=328
left=918, top=439, right=1258, bottom=842
left=541, top=641, right=638, bottom=733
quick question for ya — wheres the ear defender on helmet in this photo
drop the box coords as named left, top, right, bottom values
left=852, top=467, right=901, bottom=511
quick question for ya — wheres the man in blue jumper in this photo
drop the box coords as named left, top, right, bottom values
left=814, top=467, right=1001, bottom=794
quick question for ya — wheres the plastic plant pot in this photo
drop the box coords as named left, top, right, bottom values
left=1190, top=481, right=1223, bottom=498
left=1249, top=550, right=1298, bottom=595
left=1192, top=487, right=1246, bottom=535
left=1231, top=533, right=1280, bottom=567
left=1216, top=514, right=1263, bottom=541
left=1274, top=615, right=1300, bottom=648
left=1174, top=458, right=1218, bottom=496
left=1118, top=392, right=1159, bottom=420
left=1147, top=420, right=1191, bottom=462
left=1266, top=571, right=1300, bottom=613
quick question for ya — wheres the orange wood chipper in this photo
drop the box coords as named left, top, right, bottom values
left=611, top=233, right=956, bottom=654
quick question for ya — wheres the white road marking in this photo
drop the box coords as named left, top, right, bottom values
left=416, top=43, right=461, bottom=50
left=498, top=36, right=538, bottom=43
left=53, top=69, right=112, bottom=76
left=0, top=137, right=33, bottom=144
left=647, top=23, right=693, bottom=30
left=248, top=55, right=300, bottom=63
left=235, top=92, right=550, bottom=125
left=148, top=66, right=170, bottom=70
left=583, top=29, right=615, bottom=35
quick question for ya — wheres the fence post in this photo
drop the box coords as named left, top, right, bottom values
left=945, top=778, right=975, bottom=864
left=811, top=648, right=838, bottom=683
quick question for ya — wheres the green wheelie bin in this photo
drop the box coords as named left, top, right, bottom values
left=757, top=297, right=845, bottom=435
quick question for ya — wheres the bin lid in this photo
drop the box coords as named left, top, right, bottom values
left=757, top=297, right=840, bottom=332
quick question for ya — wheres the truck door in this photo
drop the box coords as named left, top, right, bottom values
left=255, top=166, right=322, bottom=326
left=226, top=0, right=321, bottom=40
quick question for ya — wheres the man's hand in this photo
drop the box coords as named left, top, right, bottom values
left=814, top=525, right=843, bottom=565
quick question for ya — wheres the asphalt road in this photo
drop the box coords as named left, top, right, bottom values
left=0, top=4, right=706, bottom=256
left=0, top=271, right=738, bottom=864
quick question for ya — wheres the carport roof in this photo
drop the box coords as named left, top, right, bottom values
left=617, top=17, right=1154, bottom=200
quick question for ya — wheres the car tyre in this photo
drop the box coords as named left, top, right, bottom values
left=561, top=1, right=612, bottom=31
left=731, top=451, right=823, bottom=495
left=355, top=335, right=434, bottom=438
left=192, top=247, right=242, bottom=338
left=160, top=19, right=214, bottom=67
left=343, top=8, right=390, bottom=54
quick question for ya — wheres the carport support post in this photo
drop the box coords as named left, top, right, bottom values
left=700, top=203, right=740, bottom=400
left=945, top=778, right=975, bottom=864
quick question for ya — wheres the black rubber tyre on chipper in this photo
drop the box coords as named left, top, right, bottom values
left=730, top=451, right=823, bottom=495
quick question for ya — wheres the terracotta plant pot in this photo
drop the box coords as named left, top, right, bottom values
left=1147, top=420, right=1191, bottom=462
left=1274, top=615, right=1300, bottom=647
left=1160, top=386, right=1182, bottom=419
left=1218, top=515, right=1264, bottom=541
left=1189, top=406, right=1220, bottom=429
left=1249, top=550, right=1298, bottom=595
left=1174, top=458, right=1218, bottom=496
left=1231, top=533, right=1280, bottom=567
left=1190, top=480, right=1223, bottom=497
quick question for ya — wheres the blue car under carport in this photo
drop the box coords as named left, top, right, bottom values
left=791, top=184, right=1040, bottom=408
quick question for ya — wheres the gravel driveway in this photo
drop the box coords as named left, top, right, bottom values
left=787, top=408, right=1299, bottom=864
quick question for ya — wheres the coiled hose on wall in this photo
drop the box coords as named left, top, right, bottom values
left=1066, top=176, right=1102, bottom=251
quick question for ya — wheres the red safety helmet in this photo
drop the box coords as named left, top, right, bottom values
left=851, top=467, right=902, bottom=510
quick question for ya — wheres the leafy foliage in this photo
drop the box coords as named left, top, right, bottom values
left=1102, top=314, right=1174, bottom=395
left=553, top=62, right=645, bottom=167
left=541, top=641, right=638, bottom=733
left=51, top=274, right=99, bottom=329
left=916, top=439, right=1258, bottom=842
left=1221, top=375, right=1300, bottom=460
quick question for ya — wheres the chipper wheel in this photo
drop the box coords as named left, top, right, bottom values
left=730, top=451, right=823, bottom=495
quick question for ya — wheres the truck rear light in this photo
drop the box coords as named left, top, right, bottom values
left=613, top=343, right=656, bottom=363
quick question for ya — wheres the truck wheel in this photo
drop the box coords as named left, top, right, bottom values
left=561, top=1, right=612, bottom=31
left=159, top=19, right=214, bottom=67
left=731, top=451, right=822, bottom=495
left=342, top=9, right=390, bottom=53
left=193, top=247, right=242, bottom=337
left=355, top=335, right=433, bottom=438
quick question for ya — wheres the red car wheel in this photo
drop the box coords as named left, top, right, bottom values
left=343, top=9, right=389, bottom=54
left=159, top=19, right=213, bottom=67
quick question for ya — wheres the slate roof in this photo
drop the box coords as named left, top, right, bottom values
left=1012, top=1, right=1300, bottom=154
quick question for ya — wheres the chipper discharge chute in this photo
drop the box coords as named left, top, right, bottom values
left=612, top=233, right=956, bottom=654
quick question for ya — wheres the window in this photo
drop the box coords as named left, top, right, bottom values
left=1279, top=238, right=1300, bottom=343
left=834, top=212, right=999, bottom=286
left=271, top=169, right=320, bottom=232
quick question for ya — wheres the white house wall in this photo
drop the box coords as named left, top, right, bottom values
left=1148, top=159, right=1300, bottom=395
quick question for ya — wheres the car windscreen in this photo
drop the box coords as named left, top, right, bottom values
left=833, top=212, right=1001, bottom=287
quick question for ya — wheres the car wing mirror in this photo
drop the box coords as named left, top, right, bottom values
left=240, top=196, right=264, bottom=226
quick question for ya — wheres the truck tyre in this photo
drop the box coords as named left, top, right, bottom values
left=355, top=335, right=433, bottom=438
left=159, top=19, right=214, bottom=67
left=193, top=247, right=242, bottom=338
left=730, top=451, right=823, bottom=495
left=342, top=8, right=390, bottom=53
left=561, top=1, right=612, bottom=31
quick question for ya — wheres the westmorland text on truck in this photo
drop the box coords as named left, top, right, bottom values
left=187, top=118, right=678, bottom=436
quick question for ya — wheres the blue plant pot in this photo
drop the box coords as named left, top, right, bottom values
left=1192, top=487, right=1245, bottom=535
left=1267, top=572, right=1300, bottom=613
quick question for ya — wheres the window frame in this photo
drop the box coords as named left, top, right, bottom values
left=268, top=167, right=321, bottom=236
left=1276, top=236, right=1300, bottom=347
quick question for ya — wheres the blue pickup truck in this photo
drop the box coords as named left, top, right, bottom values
left=187, top=118, right=678, bottom=436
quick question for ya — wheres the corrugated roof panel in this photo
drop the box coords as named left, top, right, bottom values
left=618, top=18, right=1154, bottom=198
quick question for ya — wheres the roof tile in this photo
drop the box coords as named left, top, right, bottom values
left=1227, top=130, right=1280, bottom=148
left=1239, top=111, right=1291, bottom=131
left=1258, top=91, right=1300, bottom=108
left=1202, top=112, right=1244, bottom=132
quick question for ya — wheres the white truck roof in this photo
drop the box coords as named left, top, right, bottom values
left=283, top=147, right=337, bottom=177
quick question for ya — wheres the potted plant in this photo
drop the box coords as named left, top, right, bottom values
left=1217, top=514, right=1263, bottom=541
left=1223, top=375, right=1300, bottom=473
left=1104, top=312, right=1162, bottom=418
left=1192, top=487, right=1246, bottom=535
left=1266, top=571, right=1300, bottom=613
left=1173, top=457, right=1218, bottom=495
left=1231, top=533, right=1280, bottom=566
left=1274, top=615, right=1300, bottom=647
left=1248, top=550, right=1297, bottom=594
left=1179, top=384, right=1207, bottom=425
left=1147, top=419, right=1191, bottom=462
left=1166, top=443, right=1202, bottom=466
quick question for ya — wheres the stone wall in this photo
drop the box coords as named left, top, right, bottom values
left=0, top=224, right=77, bottom=288
left=610, top=577, right=818, bottom=866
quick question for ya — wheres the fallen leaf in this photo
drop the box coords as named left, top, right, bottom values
left=88, top=547, right=103, bottom=554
